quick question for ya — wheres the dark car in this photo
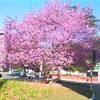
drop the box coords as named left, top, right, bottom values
left=0, top=73, right=2, bottom=78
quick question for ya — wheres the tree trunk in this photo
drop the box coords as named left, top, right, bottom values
left=43, top=65, right=51, bottom=83
left=58, top=69, right=61, bottom=81
left=23, top=67, right=26, bottom=77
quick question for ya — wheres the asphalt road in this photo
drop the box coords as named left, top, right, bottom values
left=93, top=84, right=100, bottom=100
left=59, top=80, right=100, bottom=100
left=0, top=71, right=20, bottom=79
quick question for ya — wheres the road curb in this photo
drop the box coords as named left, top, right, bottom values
left=90, top=91, right=95, bottom=100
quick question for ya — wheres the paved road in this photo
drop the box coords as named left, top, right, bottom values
left=93, top=84, right=100, bottom=100
left=0, top=72, right=20, bottom=79
left=59, top=80, right=92, bottom=99
left=61, top=79, right=100, bottom=100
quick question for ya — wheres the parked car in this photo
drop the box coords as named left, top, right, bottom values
left=0, top=73, right=2, bottom=78
left=12, top=70, right=21, bottom=76
left=36, top=72, right=44, bottom=79
left=20, top=71, right=24, bottom=76
left=27, top=72, right=35, bottom=80
left=20, top=70, right=29, bottom=77
left=27, top=72, right=44, bottom=80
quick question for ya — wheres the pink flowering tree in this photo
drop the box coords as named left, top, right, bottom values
left=4, top=0, right=97, bottom=78
left=4, top=17, right=39, bottom=68
left=0, top=31, right=7, bottom=69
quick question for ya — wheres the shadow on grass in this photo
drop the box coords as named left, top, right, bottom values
left=57, top=80, right=92, bottom=99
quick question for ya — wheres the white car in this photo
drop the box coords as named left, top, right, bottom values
left=27, top=72, right=35, bottom=79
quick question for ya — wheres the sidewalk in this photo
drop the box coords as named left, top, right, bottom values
left=61, top=75, right=98, bottom=83
left=92, top=84, right=100, bottom=100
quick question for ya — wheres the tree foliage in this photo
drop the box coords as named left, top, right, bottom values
left=3, top=0, right=98, bottom=70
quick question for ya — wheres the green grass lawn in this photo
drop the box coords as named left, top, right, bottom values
left=0, top=79, right=92, bottom=100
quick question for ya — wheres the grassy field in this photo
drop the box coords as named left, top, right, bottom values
left=0, top=79, right=92, bottom=100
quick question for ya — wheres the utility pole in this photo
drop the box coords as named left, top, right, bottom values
left=89, top=49, right=96, bottom=91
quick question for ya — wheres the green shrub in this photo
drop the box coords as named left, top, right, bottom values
left=0, top=78, right=4, bottom=84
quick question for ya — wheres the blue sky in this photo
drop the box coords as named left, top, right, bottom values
left=0, top=0, right=100, bottom=31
